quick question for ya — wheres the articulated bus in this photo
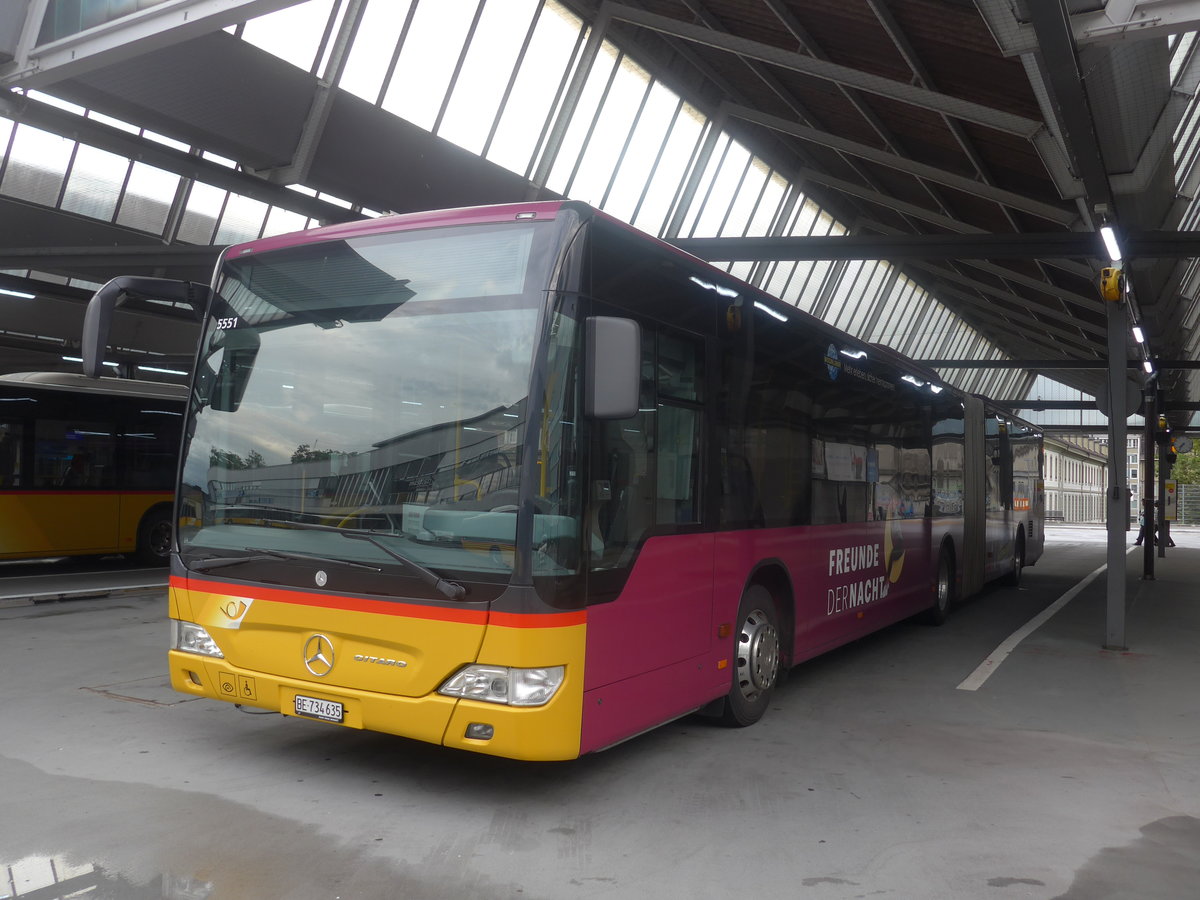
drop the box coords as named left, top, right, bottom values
left=84, top=201, right=1043, bottom=760
left=0, top=372, right=185, bottom=564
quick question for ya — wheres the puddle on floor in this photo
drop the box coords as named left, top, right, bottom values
left=0, top=755, right=531, bottom=900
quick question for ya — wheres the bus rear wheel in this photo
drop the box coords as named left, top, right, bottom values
left=136, top=508, right=173, bottom=566
left=1002, top=534, right=1024, bottom=587
left=721, top=586, right=781, bottom=727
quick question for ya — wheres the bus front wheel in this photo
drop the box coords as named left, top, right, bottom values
left=136, top=508, right=173, bottom=566
left=922, top=547, right=954, bottom=626
left=720, top=585, right=781, bottom=727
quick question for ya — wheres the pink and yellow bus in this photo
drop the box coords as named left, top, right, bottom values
left=85, top=201, right=1043, bottom=759
left=0, top=372, right=184, bottom=564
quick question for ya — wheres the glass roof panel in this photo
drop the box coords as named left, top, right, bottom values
left=438, top=0, right=541, bottom=156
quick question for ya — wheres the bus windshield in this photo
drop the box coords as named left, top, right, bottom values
left=177, top=220, right=566, bottom=587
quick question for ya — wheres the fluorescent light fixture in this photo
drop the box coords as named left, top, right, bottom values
left=1100, top=224, right=1122, bottom=262
left=137, top=365, right=187, bottom=376
left=62, top=355, right=117, bottom=368
left=753, top=300, right=788, bottom=322
left=1143, top=360, right=1154, bottom=374
left=0, top=287, right=36, bottom=300
left=1132, top=326, right=1145, bottom=343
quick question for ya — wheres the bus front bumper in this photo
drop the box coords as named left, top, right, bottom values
left=168, top=650, right=583, bottom=761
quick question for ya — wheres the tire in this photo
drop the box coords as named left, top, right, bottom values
left=1001, top=534, right=1024, bottom=587
left=135, top=507, right=173, bottom=566
left=922, top=547, right=954, bottom=626
left=720, top=585, right=782, bottom=727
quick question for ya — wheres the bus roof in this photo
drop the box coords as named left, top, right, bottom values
left=0, top=371, right=188, bottom=401
left=226, top=200, right=571, bottom=258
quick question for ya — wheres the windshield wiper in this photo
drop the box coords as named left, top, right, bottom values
left=283, top=522, right=467, bottom=600
left=188, top=548, right=382, bottom=573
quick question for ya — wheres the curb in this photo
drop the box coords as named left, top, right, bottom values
left=0, top=583, right=167, bottom=609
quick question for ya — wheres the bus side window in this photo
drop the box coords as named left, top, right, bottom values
left=656, top=404, right=699, bottom=525
left=0, top=421, right=24, bottom=488
left=37, top=419, right=116, bottom=489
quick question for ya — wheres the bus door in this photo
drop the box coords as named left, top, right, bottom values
left=983, top=416, right=1011, bottom=579
left=583, top=319, right=713, bottom=702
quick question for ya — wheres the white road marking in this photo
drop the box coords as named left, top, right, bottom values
left=955, top=549, right=1133, bottom=692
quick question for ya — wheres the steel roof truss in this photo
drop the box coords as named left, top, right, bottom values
left=604, top=2, right=1044, bottom=137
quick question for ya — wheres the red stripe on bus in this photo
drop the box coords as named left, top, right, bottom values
left=0, top=490, right=170, bottom=496
left=488, top=609, right=587, bottom=628
left=172, top=576, right=586, bottom=628
left=174, top=576, right=486, bottom=624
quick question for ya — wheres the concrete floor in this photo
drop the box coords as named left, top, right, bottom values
left=1, top=527, right=1198, bottom=899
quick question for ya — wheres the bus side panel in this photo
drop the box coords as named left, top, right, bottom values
left=580, top=534, right=721, bottom=754
left=0, top=491, right=120, bottom=558
left=720, top=520, right=934, bottom=663
left=579, top=522, right=938, bottom=753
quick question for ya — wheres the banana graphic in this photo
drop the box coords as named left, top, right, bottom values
left=883, top=516, right=906, bottom=584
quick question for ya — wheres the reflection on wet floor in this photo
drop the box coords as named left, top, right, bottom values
left=0, top=754, right=528, bottom=900
left=3, top=857, right=212, bottom=899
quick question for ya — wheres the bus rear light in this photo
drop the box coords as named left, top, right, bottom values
left=438, top=665, right=565, bottom=707
left=171, top=620, right=225, bottom=658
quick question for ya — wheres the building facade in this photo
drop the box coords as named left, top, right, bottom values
left=1044, top=434, right=1108, bottom=523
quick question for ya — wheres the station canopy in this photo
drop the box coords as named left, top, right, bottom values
left=2, top=0, right=1200, bottom=428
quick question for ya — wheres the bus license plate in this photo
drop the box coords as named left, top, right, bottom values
left=294, top=695, right=344, bottom=723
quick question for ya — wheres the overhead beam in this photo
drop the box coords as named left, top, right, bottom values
left=922, top=359, right=1200, bottom=369
left=605, top=3, right=1045, bottom=137
left=0, top=244, right=223, bottom=271
left=930, top=281, right=1100, bottom=347
left=857, top=219, right=1101, bottom=313
left=724, top=103, right=1077, bottom=226
left=671, top=231, right=1200, bottom=260
left=752, top=0, right=965, bottom=230
left=0, top=0, right=306, bottom=89
left=1024, top=2, right=1115, bottom=213
left=0, top=91, right=362, bottom=226
left=984, top=0, right=1200, bottom=55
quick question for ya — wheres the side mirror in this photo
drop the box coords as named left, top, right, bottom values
left=82, top=276, right=210, bottom=378
left=208, top=327, right=261, bottom=412
left=584, top=316, right=640, bottom=420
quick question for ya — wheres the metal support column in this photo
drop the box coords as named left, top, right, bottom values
left=1158, top=434, right=1170, bottom=558
left=1104, top=298, right=1127, bottom=651
left=1141, top=387, right=1156, bottom=577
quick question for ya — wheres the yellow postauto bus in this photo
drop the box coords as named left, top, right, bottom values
left=0, top=372, right=186, bottom=564
left=82, top=201, right=1041, bottom=760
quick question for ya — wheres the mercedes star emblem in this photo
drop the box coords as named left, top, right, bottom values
left=303, top=634, right=335, bottom=677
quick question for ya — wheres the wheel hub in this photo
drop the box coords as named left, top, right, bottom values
left=737, top=609, right=779, bottom=697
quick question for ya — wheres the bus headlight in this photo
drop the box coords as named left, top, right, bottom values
left=438, top=665, right=564, bottom=707
left=171, top=620, right=225, bottom=658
